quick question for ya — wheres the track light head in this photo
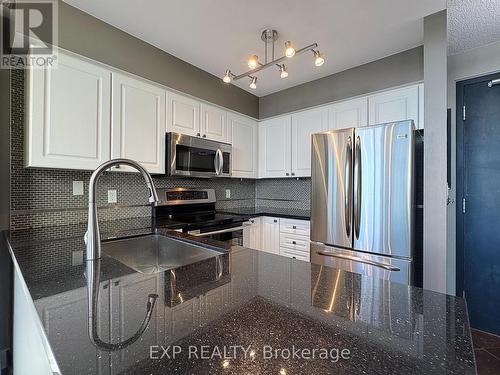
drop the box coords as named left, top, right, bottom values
left=285, top=41, right=296, bottom=58
left=248, top=55, right=259, bottom=69
left=279, top=65, right=288, bottom=78
left=249, top=76, right=257, bottom=89
left=222, top=69, right=232, bottom=83
left=313, top=50, right=325, bottom=66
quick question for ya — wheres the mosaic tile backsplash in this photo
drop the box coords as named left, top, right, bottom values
left=10, top=70, right=310, bottom=230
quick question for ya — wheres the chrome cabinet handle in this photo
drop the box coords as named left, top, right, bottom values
left=345, top=136, right=352, bottom=238
left=316, top=251, right=400, bottom=271
left=353, top=136, right=362, bottom=239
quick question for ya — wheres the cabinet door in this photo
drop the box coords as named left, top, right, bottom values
left=167, top=92, right=200, bottom=136
left=291, top=107, right=328, bottom=177
left=243, top=217, right=261, bottom=250
left=112, top=73, right=166, bottom=174
left=110, top=273, right=160, bottom=373
left=35, top=284, right=110, bottom=374
left=261, top=217, right=280, bottom=254
left=259, top=116, right=291, bottom=178
left=368, top=85, right=420, bottom=128
left=328, top=97, right=368, bottom=130
left=200, top=103, right=227, bottom=142
left=227, top=113, right=258, bottom=178
left=26, top=52, right=111, bottom=170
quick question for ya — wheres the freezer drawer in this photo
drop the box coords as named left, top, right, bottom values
left=310, top=242, right=412, bottom=285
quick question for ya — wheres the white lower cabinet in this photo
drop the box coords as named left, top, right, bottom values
left=112, top=72, right=166, bottom=174
left=242, top=217, right=261, bottom=250
left=278, top=218, right=310, bottom=262
left=260, top=217, right=280, bottom=254
left=227, top=113, right=258, bottom=178
left=247, top=217, right=311, bottom=262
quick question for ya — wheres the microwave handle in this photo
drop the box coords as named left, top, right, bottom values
left=215, top=149, right=223, bottom=176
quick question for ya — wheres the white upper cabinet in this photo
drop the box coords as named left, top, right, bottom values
left=259, top=116, right=292, bottom=178
left=26, top=52, right=111, bottom=170
left=200, top=103, right=227, bottom=142
left=167, top=92, right=200, bottom=136
left=368, top=84, right=422, bottom=129
left=328, top=97, right=368, bottom=130
left=291, top=107, right=328, bottom=177
left=227, top=113, right=258, bottom=178
left=112, top=73, right=166, bottom=174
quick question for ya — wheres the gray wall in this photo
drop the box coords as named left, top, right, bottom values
left=423, top=10, right=448, bottom=294
left=55, top=1, right=258, bottom=118
left=259, top=46, right=423, bottom=118
left=446, top=40, right=500, bottom=295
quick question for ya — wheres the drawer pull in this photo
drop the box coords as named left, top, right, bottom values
left=274, top=219, right=278, bottom=223
left=292, top=225, right=297, bottom=229
left=292, top=241, right=296, bottom=245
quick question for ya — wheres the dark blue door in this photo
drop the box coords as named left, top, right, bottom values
left=461, top=75, right=500, bottom=335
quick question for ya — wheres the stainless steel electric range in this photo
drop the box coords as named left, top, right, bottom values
left=153, top=188, right=249, bottom=246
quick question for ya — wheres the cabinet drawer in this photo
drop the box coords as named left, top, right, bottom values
left=279, top=233, right=310, bottom=252
left=280, top=247, right=310, bottom=262
left=279, top=218, right=310, bottom=236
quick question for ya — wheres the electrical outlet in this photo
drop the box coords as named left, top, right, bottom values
left=108, top=189, right=117, bottom=203
left=72, top=250, right=84, bottom=266
left=72, top=181, right=84, bottom=196
left=225, top=189, right=231, bottom=199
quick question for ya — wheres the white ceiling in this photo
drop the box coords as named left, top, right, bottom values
left=448, top=0, right=500, bottom=55
left=63, top=0, right=445, bottom=96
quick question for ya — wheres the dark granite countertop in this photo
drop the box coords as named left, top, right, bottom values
left=7, top=219, right=475, bottom=375
left=217, top=207, right=310, bottom=220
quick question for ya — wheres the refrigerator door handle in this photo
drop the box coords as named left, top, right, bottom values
left=315, top=251, right=401, bottom=271
left=345, top=137, right=352, bottom=237
left=353, top=136, right=362, bottom=239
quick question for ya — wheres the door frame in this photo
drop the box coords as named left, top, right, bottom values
left=456, top=72, right=500, bottom=296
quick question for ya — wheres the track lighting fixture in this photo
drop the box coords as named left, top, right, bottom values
left=222, top=29, right=323, bottom=89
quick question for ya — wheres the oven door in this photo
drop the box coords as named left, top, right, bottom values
left=188, top=223, right=247, bottom=246
left=167, top=133, right=231, bottom=178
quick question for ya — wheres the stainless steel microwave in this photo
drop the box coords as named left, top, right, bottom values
left=166, top=133, right=231, bottom=178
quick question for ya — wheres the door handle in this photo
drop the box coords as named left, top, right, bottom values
left=345, top=136, right=352, bottom=238
left=353, top=136, right=362, bottom=239
left=218, top=149, right=224, bottom=174
left=316, top=251, right=400, bottom=271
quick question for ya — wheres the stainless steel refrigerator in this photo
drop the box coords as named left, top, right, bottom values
left=310, top=120, right=415, bottom=285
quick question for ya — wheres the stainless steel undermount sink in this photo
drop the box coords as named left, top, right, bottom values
left=102, top=234, right=224, bottom=274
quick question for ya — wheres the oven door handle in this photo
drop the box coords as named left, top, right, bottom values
left=315, top=251, right=400, bottom=271
left=189, top=226, right=245, bottom=236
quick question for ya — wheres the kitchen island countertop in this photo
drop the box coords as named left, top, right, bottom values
left=6, top=219, right=475, bottom=374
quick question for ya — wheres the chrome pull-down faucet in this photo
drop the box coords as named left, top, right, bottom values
left=84, top=158, right=159, bottom=261
left=85, top=159, right=160, bottom=351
